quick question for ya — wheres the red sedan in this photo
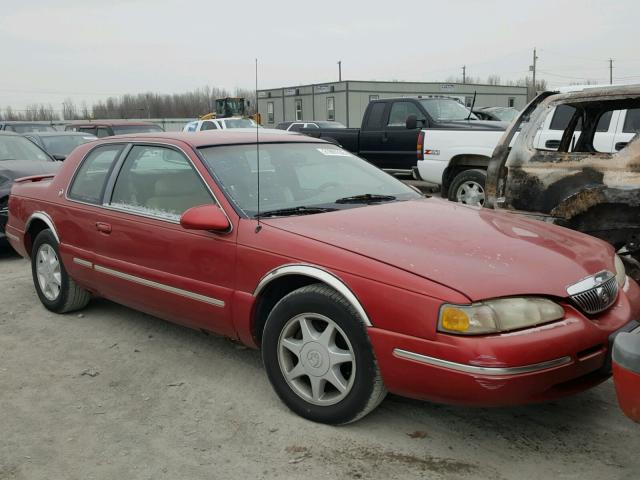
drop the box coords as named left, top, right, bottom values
left=6, top=131, right=640, bottom=424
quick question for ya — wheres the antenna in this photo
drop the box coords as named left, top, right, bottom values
left=255, top=58, right=262, bottom=233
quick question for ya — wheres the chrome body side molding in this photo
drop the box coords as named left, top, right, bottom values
left=72, top=258, right=225, bottom=308
left=253, top=264, right=373, bottom=327
left=393, top=348, right=573, bottom=376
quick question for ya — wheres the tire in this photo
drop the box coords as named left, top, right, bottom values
left=31, top=229, right=91, bottom=313
left=262, top=284, right=386, bottom=424
left=448, top=169, right=487, bottom=206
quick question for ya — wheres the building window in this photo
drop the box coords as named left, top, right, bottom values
left=295, top=99, right=303, bottom=121
left=327, top=97, right=335, bottom=121
left=508, top=97, right=515, bottom=108
left=267, top=102, right=274, bottom=124
left=369, top=95, right=379, bottom=102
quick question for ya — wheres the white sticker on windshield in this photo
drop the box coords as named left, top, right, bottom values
left=316, top=148, right=352, bottom=157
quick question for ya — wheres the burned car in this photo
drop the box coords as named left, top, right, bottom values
left=486, top=85, right=640, bottom=278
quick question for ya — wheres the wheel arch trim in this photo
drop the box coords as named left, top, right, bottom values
left=25, top=211, right=59, bottom=243
left=253, top=264, right=373, bottom=327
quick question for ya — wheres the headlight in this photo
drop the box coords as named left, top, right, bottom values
left=438, top=297, right=565, bottom=335
left=614, top=255, right=627, bottom=288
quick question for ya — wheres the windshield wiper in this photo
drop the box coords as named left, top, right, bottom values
left=255, top=206, right=336, bottom=218
left=334, top=193, right=396, bottom=204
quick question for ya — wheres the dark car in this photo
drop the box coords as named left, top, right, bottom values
left=24, top=132, right=97, bottom=160
left=65, top=121, right=164, bottom=138
left=276, top=121, right=346, bottom=132
left=0, top=132, right=59, bottom=242
left=0, top=122, right=57, bottom=134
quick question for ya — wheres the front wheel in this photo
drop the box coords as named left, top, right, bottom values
left=448, top=169, right=487, bottom=206
left=262, top=284, right=386, bottom=424
left=31, top=229, right=91, bottom=313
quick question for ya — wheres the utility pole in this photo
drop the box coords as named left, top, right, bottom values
left=338, top=60, right=342, bottom=82
left=529, top=48, right=538, bottom=100
left=462, top=65, right=466, bottom=84
left=609, top=58, right=614, bottom=85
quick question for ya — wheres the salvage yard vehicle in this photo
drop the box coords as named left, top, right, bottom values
left=6, top=131, right=640, bottom=424
left=0, top=132, right=60, bottom=242
left=0, top=122, right=57, bottom=134
left=486, top=85, right=640, bottom=274
left=303, top=96, right=507, bottom=204
left=24, top=131, right=97, bottom=160
left=65, top=121, right=164, bottom=137
left=276, top=121, right=346, bottom=132
left=183, top=117, right=260, bottom=132
left=612, top=332, right=640, bottom=422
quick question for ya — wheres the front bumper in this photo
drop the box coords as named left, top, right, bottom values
left=368, top=279, right=640, bottom=406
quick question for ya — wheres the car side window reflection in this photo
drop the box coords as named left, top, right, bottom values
left=109, top=145, right=214, bottom=221
left=68, top=145, right=124, bottom=204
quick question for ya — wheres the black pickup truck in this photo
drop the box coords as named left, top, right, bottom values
left=302, top=96, right=507, bottom=176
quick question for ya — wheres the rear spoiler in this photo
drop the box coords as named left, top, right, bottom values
left=14, top=173, right=56, bottom=183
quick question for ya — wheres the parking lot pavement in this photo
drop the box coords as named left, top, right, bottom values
left=1, top=250, right=638, bottom=480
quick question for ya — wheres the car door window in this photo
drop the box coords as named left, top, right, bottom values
left=201, top=121, right=218, bottom=131
left=96, top=127, right=111, bottom=138
left=387, top=102, right=423, bottom=127
left=622, top=108, right=640, bottom=133
left=289, top=123, right=304, bottom=132
left=68, top=145, right=124, bottom=204
left=110, top=145, right=214, bottom=221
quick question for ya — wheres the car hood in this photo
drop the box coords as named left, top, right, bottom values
left=0, top=160, right=60, bottom=181
left=433, top=120, right=509, bottom=131
left=265, top=198, right=614, bottom=301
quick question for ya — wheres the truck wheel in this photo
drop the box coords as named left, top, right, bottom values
left=448, top=169, right=487, bottom=206
left=31, top=229, right=91, bottom=313
left=262, top=284, right=386, bottom=424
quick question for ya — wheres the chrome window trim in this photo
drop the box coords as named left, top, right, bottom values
left=253, top=264, right=372, bottom=327
left=25, top=211, right=60, bottom=243
left=93, top=263, right=225, bottom=308
left=393, top=348, right=573, bottom=376
left=66, top=140, right=234, bottom=233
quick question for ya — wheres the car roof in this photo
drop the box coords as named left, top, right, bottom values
left=25, top=131, right=97, bottom=137
left=67, top=121, right=159, bottom=127
left=99, top=129, right=321, bottom=148
left=0, top=121, right=55, bottom=125
left=0, top=130, right=21, bottom=136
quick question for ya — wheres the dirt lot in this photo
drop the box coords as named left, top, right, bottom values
left=1, top=248, right=639, bottom=480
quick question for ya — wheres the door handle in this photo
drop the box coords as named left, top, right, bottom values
left=95, top=222, right=112, bottom=234
left=545, top=140, right=561, bottom=149
left=615, top=142, right=628, bottom=151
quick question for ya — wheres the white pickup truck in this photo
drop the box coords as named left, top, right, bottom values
left=304, top=96, right=510, bottom=206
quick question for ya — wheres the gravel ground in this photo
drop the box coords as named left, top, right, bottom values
left=1, top=248, right=639, bottom=480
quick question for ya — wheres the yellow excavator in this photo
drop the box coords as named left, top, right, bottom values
left=199, top=97, right=261, bottom=124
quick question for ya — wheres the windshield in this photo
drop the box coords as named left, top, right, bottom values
left=7, top=124, right=56, bottom=134
left=0, top=135, right=51, bottom=161
left=216, top=98, right=245, bottom=117
left=223, top=118, right=257, bottom=129
left=199, top=143, right=420, bottom=217
left=41, top=135, right=96, bottom=156
left=112, top=125, right=164, bottom=135
left=420, top=98, right=477, bottom=121
left=488, top=108, right=519, bottom=122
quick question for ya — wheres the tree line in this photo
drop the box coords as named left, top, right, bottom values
left=0, top=86, right=257, bottom=121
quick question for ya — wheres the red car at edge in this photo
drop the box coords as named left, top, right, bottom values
left=6, top=131, right=640, bottom=424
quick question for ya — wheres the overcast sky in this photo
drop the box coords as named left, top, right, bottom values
left=1, top=0, right=638, bottom=112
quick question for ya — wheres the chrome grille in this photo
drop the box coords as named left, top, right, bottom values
left=567, top=271, right=618, bottom=315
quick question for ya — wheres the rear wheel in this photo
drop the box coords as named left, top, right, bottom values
left=262, top=284, right=386, bottom=424
left=31, top=229, right=90, bottom=313
left=448, top=169, right=487, bottom=206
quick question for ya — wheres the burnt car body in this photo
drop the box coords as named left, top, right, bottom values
left=486, top=86, right=640, bottom=276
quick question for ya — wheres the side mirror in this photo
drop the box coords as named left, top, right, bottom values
left=405, top=114, right=417, bottom=130
left=52, top=154, right=66, bottom=161
left=180, top=204, right=231, bottom=233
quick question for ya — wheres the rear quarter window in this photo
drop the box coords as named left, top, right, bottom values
left=68, top=145, right=123, bottom=204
